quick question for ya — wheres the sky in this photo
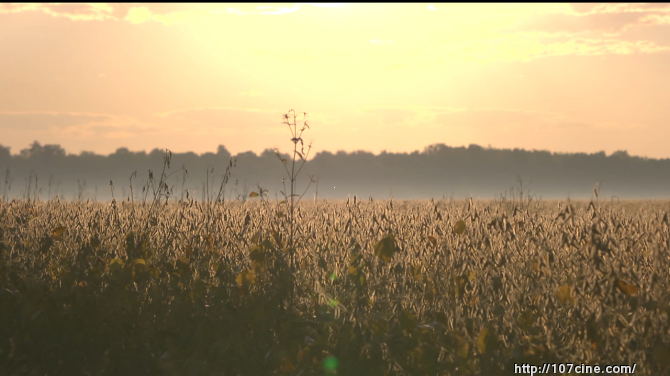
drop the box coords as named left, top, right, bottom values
left=1, top=3, right=670, bottom=159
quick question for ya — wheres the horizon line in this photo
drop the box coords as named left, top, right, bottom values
left=1, top=141, right=665, bottom=161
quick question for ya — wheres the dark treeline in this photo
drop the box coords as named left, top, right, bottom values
left=1, top=141, right=669, bottom=201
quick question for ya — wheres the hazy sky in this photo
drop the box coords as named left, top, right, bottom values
left=2, top=3, right=670, bottom=158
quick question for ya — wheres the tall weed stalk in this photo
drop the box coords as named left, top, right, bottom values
left=274, top=109, right=315, bottom=271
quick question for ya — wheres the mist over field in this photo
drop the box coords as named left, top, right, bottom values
left=1, top=141, right=669, bottom=202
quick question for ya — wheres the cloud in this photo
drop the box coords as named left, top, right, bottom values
left=0, top=3, right=233, bottom=25
left=516, top=11, right=658, bottom=35
left=470, top=36, right=670, bottom=63
left=123, top=6, right=201, bottom=25
left=0, top=111, right=113, bottom=131
left=429, top=108, right=649, bottom=133
left=356, top=106, right=645, bottom=134
left=0, top=111, right=158, bottom=139
left=0, top=3, right=116, bottom=21
left=513, top=3, right=670, bottom=38
left=543, top=38, right=670, bottom=56
left=125, top=6, right=153, bottom=25
left=356, top=106, right=571, bottom=132
left=154, top=107, right=288, bottom=135
left=570, top=3, right=670, bottom=15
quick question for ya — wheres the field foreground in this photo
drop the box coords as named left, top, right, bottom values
left=1, top=197, right=669, bottom=375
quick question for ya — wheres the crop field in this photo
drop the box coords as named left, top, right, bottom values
left=1, top=195, right=669, bottom=376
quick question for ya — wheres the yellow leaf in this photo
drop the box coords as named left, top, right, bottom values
left=51, top=226, right=67, bottom=241
left=556, top=284, right=575, bottom=305
left=477, top=327, right=489, bottom=354
left=518, top=308, right=535, bottom=331
left=477, top=326, right=498, bottom=354
left=206, top=234, right=214, bottom=253
left=132, top=258, right=146, bottom=272
left=374, top=234, right=397, bottom=263
left=457, top=342, right=469, bottom=358
left=280, top=357, right=296, bottom=372
left=249, top=191, right=260, bottom=197
left=236, top=270, right=256, bottom=287
left=453, top=220, right=467, bottom=235
left=615, top=279, right=638, bottom=296
left=109, top=257, right=124, bottom=272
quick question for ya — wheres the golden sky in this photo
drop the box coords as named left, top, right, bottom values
left=2, top=3, right=670, bottom=158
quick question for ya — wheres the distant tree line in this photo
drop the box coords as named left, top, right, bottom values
left=0, top=141, right=669, bottom=201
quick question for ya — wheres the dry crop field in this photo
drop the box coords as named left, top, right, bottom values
left=0, top=196, right=669, bottom=375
